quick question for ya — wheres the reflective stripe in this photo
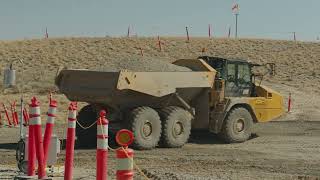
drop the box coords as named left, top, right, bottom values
left=68, top=111, right=76, bottom=118
left=117, top=158, right=133, bottom=171
left=30, top=107, right=40, bottom=115
left=68, top=118, right=76, bottom=121
left=97, top=138, right=108, bottom=149
left=30, top=117, right=41, bottom=125
left=47, top=116, right=55, bottom=124
left=68, top=121, right=76, bottom=128
left=97, top=125, right=108, bottom=136
left=48, top=107, right=57, bottom=115
left=28, top=118, right=35, bottom=125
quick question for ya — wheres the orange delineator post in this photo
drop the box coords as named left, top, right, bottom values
left=157, top=36, right=162, bottom=51
left=64, top=102, right=77, bottom=180
left=29, top=97, right=46, bottom=179
left=3, top=104, right=12, bottom=127
left=27, top=119, right=36, bottom=176
left=11, top=103, right=17, bottom=126
left=12, top=101, right=19, bottom=126
left=288, top=93, right=292, bottom=112
left=23, top=107, right=30, bottom=125
left=43, top=98, right=57, bottom=168
left=0, top=110, right=3, bottom=127
left=96, top=110, right=109, bottom=180
left=13, top=101, right=19, bottom=126
left=116, top=148, right=134, bottom=180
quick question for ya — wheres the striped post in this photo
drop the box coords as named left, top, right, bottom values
left=64, top=102, right=77, bottom=180
left=0, top=110, right=3, bottom=127
left=3, top=104, right=12, bottom=127
left=13, top=101, right=19, bottom=126
left=116, top=148, right=134, bottom=180
left=11, top=103, right=18, bottom=126
left=96, top=110, right=109, bottom=180
left=23, top=107, right=29, bottom=125
left=29, top=97, right=46, bottom=179
left=43, top=98, right=57, bottom=168
left=27, top=116, right=36, bottom=176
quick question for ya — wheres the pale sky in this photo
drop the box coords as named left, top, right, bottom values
left=0, top=0, right=319, bottom=41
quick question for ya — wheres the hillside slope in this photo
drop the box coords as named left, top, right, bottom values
left=0, top=37, right=319, bottom=94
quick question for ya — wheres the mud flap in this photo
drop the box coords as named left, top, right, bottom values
left=209, top=100, right=230, bottom=133
left=192, top=90, right=210, bottom=129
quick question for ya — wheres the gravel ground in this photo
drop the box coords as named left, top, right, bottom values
left=0, top=82, right=320, bottom=180
left=1, top=121, right=319, bottom=180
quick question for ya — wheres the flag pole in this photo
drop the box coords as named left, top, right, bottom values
left=232, top=3, right=239, bottom=39
left=235, top=13, right=239, bottom=38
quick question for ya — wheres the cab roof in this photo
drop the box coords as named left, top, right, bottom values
left=198, top=56, right=249, bottom=63
left=198, top=56, right=261, bottom=66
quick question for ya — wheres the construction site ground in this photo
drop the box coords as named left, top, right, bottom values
left=0, top=37, right=319, bottom=179
left=0, top=81, right=320, bottom=180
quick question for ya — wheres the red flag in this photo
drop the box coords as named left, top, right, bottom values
left=232, top=3, right=239, bottom=14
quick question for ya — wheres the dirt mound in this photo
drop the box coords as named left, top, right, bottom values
left=0, top=37, right=319, bottom=94
left=97, top=55, right=191, bottom=72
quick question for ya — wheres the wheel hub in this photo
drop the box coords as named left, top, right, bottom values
left=235, top=118, right=245, bottom=132
left=142, top=121, right=152, bottom=137
left=173, top=122, right=183, bottom=137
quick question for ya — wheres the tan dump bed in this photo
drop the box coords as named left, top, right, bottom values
left=55, top=59, right=216, bottom=107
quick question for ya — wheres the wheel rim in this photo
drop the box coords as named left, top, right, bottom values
left=173, top=121, right=184, bottom=137
left=142, top=121, right=152, bottom=138
left=235, top=118, right=245, bottom=132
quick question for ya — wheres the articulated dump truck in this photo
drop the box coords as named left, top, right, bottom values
left=55, top=56, right=284, bottom=149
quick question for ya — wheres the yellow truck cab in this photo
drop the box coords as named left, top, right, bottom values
left=199, top=56, right=284, bottom=143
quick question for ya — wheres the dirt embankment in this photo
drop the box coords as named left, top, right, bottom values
left=0, top=37, right=319, bottom=94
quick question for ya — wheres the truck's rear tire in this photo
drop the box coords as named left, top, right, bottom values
left=220, top=107, right=253, bottom=143
left=159, top=106, right=192, bottom=148
left=76, top=105, right=98, bottom=148
left=129, top=107, right=161, bottom=150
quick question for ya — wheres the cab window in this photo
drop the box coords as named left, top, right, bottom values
left=227, top=63, right=236, bottom=83
left=238, top=64, right=251, bottom=86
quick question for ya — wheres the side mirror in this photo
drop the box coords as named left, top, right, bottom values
left=266, top=63, right=276, bottom=76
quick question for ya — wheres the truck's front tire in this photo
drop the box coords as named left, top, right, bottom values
left=159, top=106, right=192, bottom=148
left=76, top=105, right=98, bottom=148
left=220, top=107, right=253, bottom=143
left=129, top=107, right=161, bottom=150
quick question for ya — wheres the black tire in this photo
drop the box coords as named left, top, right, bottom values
left=159, top=106, right=192, bottom=148
left=129, top=107, right=161, bottom=150
left=220, top=107, right=253, bottom=143
left=17, top=160, right=28, bottom=174
left=76, top=105, right=98, bottom=148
